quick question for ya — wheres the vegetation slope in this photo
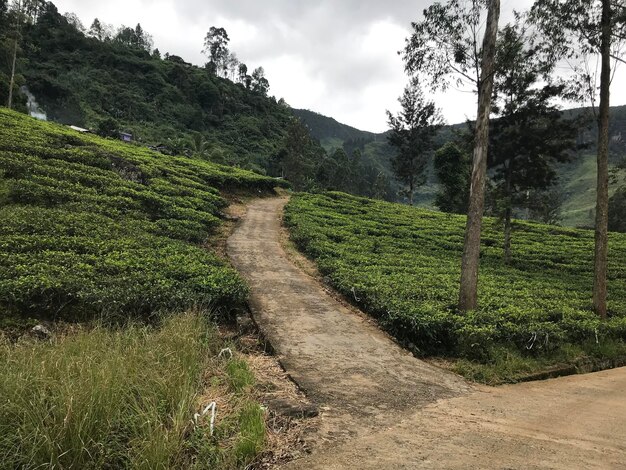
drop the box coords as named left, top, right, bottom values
left=294, top=107, right=626, bottom=226
left=0, top=108, right=284, bottom=468
left=285, top=192, right=626, bottom=383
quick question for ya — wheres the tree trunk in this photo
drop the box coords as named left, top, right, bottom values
left=458, top=0, right=500, bottom=312
left=7, top=0, right=22, bottom=110
left=504, top=163, right=512, bottom=264
left=504, top=207, right=512, bottom=264
left=593, top=0, right=611, bottom=320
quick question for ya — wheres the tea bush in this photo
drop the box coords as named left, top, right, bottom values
left=285, top=192, right=626, bottom=363
left=0, top=109, right=286, bottom=321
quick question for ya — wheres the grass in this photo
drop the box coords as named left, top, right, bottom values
left=0, top=312, right=266, bottom=469
left=0, top=108, right=277, bottom=468
left=285, top=192, right=626, bottom=383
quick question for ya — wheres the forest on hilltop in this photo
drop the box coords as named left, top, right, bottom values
left=0, top=0, right=396, bottom=199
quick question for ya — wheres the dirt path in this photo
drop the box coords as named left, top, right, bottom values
left=227, top=197, right=626, bottom=469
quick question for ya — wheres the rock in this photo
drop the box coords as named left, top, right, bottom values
left=267, top=398, right=319, bottom=419
left=31, top=324, right=52, bottom=340
left=236, top=313, right=255, bottom=333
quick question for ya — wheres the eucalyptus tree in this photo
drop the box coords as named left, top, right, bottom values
left=202, top=27, right=230, bottom=76
left=403, top=0, right=501, bottom=311
left=531, top=0, right=626, bottom=318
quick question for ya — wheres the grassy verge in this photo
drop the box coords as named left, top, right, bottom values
left=0, top=312, right=266, bottom=469
left=285, top=192, right=626, bottom=384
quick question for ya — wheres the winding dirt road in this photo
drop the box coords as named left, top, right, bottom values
left=227, top=198, right=626, bottom=469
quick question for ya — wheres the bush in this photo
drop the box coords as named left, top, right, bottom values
left=0, top=109, right=285, bottom=321
left=285, top=192, right=626, bottom=364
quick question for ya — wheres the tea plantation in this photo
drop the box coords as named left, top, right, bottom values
left=0, top=108, right=286, bottom=324
left=285, top=192, right=626, bottom=378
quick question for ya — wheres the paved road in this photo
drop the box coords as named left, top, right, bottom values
left=227, top=197, right=626, bottom=469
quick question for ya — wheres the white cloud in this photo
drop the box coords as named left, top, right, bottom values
left=52, top=0, right=626, bottom=132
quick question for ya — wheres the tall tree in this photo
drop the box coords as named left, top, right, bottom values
left=403, top=0, right=501, bottom=310
left=251, top=67, right=270, bottom=95
left=403, top=0, right=491, bottom=95
left=490, top=23, right=578, bottom=263
left=238, top=63, right=248, bottom=83
left=202, top=27, right=230, bottom=75
left=88, top=18, right=104, bottom=40
left=387, top=84, right=443, bottom=205
left=531, top=0, right=626, bottom=318
left=458, top=0, right=500, bottom=311
left=7, top=0, right=23, bottom=109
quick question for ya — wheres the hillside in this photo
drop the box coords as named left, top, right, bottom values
left=285, top=192, right=626, bottom=382
left=2, top=2, right=292, bottom=174
left=0, top=108, right=285, bottom=326
left=294, top=106, right=626, bottom=226
left=0, top=108, right=290, bottom=467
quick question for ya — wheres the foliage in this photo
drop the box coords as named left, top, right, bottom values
left=403, top=0, right=487, bottom=92
left=609, top=186, right=626, bottom=232
left=0, top=2, right=293, bottom=173
left=0, top=108, right=286, bottom=322
left=529, top=0, right=626, bottom=104
left=203, top=26, right=230, bottom=76
left=387, top=84, right=443, bottom=205
left=0, top=311, right=266, bottom=469
left=285, top=192, right=626, bottom=365
left=434, top=142, right=470, bottom=213
left=489, top=22, right=580, bottom=260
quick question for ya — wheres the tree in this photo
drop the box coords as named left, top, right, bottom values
left=403, top=0, right=490, bottom=94
left=531, top=0, right=626, bottom=318
left=87, top=18, right=113, bottom=41
left=387, top=84, right=443, bottom=205
left=527, top=188, right=566, bottom=225
left=7, top=0, right=23, bottom=109
left=224, top=52, right=238, bottom=80
left=238, top=63, right=248, bottom=83
left=202, top=27, right=230, bottom=75
left=280, top=118, right=321, bottom=190
left=458, top=0, right=500, bottom=311
left=489, top=23, right=578, bottom=263
left=63, top=12, right=84, bottom=32
left=114, top=24, right=153, bottom=51
left=250, top=67, right=270, bottom=95
left=434, top=142, right=471, bottom=214
left=403, top=0, right=501, bottom=311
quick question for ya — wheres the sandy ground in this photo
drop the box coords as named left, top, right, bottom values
left=227, top=197, right=626, bottom=469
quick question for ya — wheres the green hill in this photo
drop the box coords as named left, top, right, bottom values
left=294, top=106, right=626, bottom=226
left=2, top=2, right=293, bottom=174
left=285, top=192, right=626, bottom=383
left=0, top=108, right=284, bottom=467
left=0, top=107, right=285, bottom=326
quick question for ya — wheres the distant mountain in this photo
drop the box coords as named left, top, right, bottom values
left=293, top=106, right=626, bottom=227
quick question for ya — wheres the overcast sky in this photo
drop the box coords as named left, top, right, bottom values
left=53, top=0, right=626, bottom=133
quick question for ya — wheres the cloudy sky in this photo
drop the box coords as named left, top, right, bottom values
left=53, top=0, right=625, bottom=133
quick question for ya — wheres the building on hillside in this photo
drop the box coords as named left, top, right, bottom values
left=120, top=132, right=133, bottom=143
